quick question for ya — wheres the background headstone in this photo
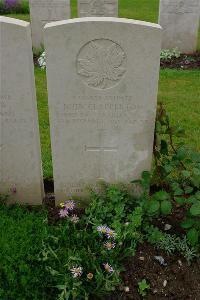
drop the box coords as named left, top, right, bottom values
left=0, top=17, right=44, bottom=204
left=159, top=0, right=200, bottom=53
left=78, top=0, right=118, bottom=17
left=29, top=0, right=71, bottom=49
left=44, top=18, right=161, bottom=204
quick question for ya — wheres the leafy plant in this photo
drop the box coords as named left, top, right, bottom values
left=39, top=185, right=143, bottom=299
left=152, top=103, right=200, bottom=247
left=145, top=225, right=197, bottom=263
left=138, top=279, right=150, bottom=297
left=160, top=48, right=181, bottom=61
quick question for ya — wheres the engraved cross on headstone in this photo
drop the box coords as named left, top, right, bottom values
left=85, top=130, right=118, bottom=178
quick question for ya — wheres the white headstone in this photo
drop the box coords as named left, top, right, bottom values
left=78, top=0, right=118, bottom=17
left=159, top=0, right=200, bottom=53
left=29, top=0, right=71, bottom=49
left=44, top=18, right=162, bottom=204
left=0, top=17, right=44, bottom=204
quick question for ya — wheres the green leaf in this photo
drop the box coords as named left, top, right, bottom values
left=187, top=228, right=199, bottom=246
left=161, top=200, right=172, bottom=215
left=184, top=186, right=193, bottom=194
left=181, top=218, right=195, bottom=229
left=190, top=202, right=200, bottom=216
left=176, top=147, right=187, bottom=160
left=164, top=164, right=173, bottom=174
left=146, top=200, right=160, bottom=216
left=153, top=191, right=169, bottom=201
left=160, top=140, right=168, bottom=155
left=181, top=170, right=190, bottom=178
left=174, top=188, right=184, bottom=196
left=175, top=197, right=186, bottom=205
left=192, top=168, right=200, bottom=176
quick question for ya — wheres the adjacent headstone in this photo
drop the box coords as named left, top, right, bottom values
left=29, top=0, right=71, bottom=49
left=78, top=0, right=118, bottom=17
left=44, top=18, right=162, bottom=204
left=159, top=0, right=200, bottom=53
left=0, top=17, right=44, bottom=204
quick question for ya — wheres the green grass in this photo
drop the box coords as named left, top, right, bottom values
left=0, top=205, right=51, bottom=299
left=3, top=1, right=200, bottom=178
left=35, top=68, right=52, bottom=179
left=159, top=70, right=200, bottom=152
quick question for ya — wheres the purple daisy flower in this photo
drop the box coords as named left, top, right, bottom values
left=59, top=208, right=68, bottom=218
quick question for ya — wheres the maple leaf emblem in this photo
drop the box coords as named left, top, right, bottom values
left=77, top=41, right=126, bottom=89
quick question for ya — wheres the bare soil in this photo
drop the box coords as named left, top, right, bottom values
left=160, top=52, right=200, bottom=70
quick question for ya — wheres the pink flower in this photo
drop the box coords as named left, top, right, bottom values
left=59, top=209, right=68, bottom=218
left=64, top=200, right=75, bottom=211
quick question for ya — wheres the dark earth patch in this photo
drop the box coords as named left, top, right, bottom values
left=107, top=243, right=200, bottom=300
left=160, top=52, right=200, bottom=70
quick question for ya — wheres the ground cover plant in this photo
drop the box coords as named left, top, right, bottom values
left=0, top=104, right=200, bottom=299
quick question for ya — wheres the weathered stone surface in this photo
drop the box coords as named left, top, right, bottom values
left=44, top=18, right=161, bottom=203
left=0, top=17, right=44, bottom=204
left=78, top=0, right=118, bottom=17
left=29, top=0, right=70, bottom=49
left=159, top=0, right=200, bottom=53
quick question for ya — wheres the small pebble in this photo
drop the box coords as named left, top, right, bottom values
left=153, top=289, right=158, bottom=294
left=163, top=280, right=167, bottom=287
left=124, top=286, right=130, bottom=292
left=164, top=224, right=172, bottom=231
left=154, top=256, right=167, bottom=266
left=139, top=256, right=145, bottom=261
left=178, top=260, right=183, bottom=267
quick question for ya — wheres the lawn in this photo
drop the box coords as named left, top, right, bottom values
left=3, top=0, right=200, bottom=178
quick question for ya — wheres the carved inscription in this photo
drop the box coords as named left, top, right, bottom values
left=30, top=1, right=67, bottom=8
left=78, top=0, right=117, bottom=17
left=90, top=0, right=106, bottom=15
left=77, top=39, right=127, bottom=90
left=0, top=95, right=33, bottom=124
left=56, top=95, right=151, bottom=130
left=161, top=0, right=199, bottom=14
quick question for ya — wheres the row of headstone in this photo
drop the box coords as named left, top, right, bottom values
left=159, top=0, right=200, bottom=53
left=29, top=0, right=200, bottom=53
left=0, top=16, right=162, bottom=205
left=0, top=16, right=44, bottom=204
left=29, top=0, right=118, bottom=49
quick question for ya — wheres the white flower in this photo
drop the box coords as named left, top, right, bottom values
left=104, top=241, right=116, bottom=250
left=70, top=214, right=79, bottom=224
left=38, top=51, right=46, bottom=69
left=70, top=266, right=83, bottom=278
left=97, top=225, right=108, bottom=234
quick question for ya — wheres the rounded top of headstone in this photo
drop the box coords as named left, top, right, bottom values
left=44, top=17, right=162, bottom=31
left=0, top=16, right=29, bottom=27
